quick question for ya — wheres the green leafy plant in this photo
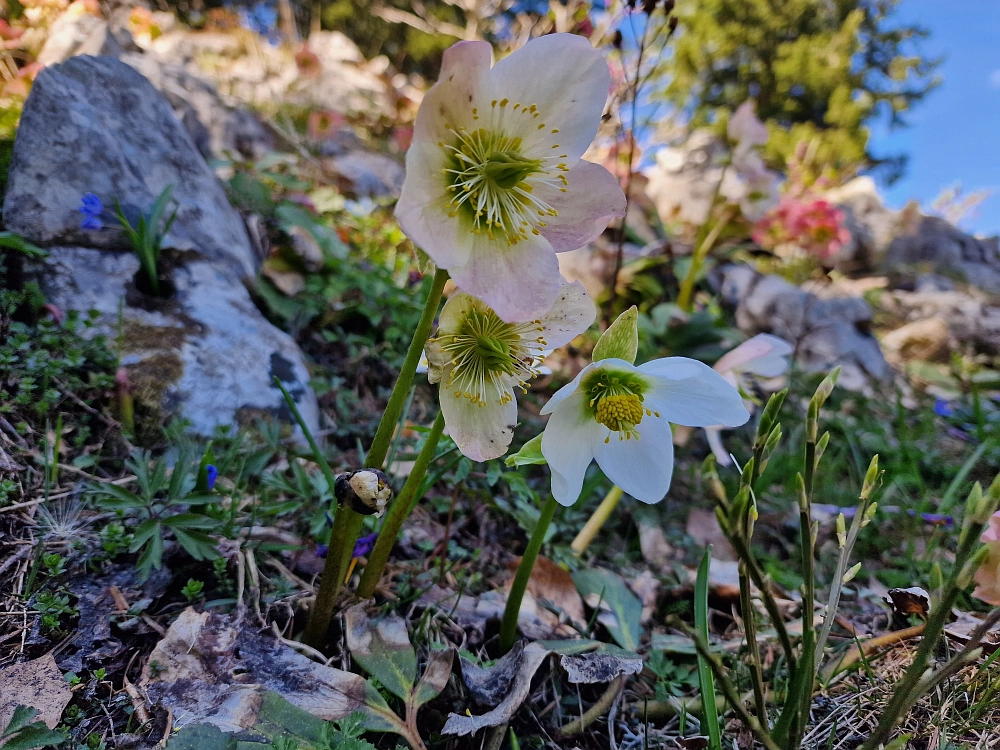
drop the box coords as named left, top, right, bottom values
left=114, top=185, right=177, bottom=297
left=91, top=447, right=220, bottom=580
left=33, top=590, right=78, bottom=633
left=181, top=578, right=205, bottom=601
left=0, top=706, right=65, bottom=749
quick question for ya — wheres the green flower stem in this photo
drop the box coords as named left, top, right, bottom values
left=675, top=203, right=735, bottom=313
left=356, top=410, right=446, bottom=599
left=499, top=495, right=560, bottom=654
left=570, top=485, right=623, bottom=555
left=859, top=517, right=989, bottom=750
left=299, top=267, right=447, bottom=648
left=331, top=267, right=450, bottom=584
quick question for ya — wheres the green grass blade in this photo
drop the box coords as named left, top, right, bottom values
left=695, top=546, right=722, bottom=750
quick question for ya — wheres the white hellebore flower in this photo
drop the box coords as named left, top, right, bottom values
left=705, top=333, right=794, bottom=466
left=425, top=280, right=596, bottom=462
left=395, top=34, right=626, bottom=323
left=541, top=357, right=750, bottom=506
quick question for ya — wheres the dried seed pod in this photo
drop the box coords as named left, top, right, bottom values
left=335, top=469, right=392, bottom=517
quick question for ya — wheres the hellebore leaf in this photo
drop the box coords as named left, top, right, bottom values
left=572, top=568, right=643, bottom=651
left=592, top=306, right=638, bottom=364
left=345, top=604, right=417, bottom=701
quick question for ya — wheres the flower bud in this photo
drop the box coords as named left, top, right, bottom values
left=861, top=502, right=878, bottom=528
left=814, top=430, right=830, bottom=469
left=335, top=468, right=393, bottom=517
left=836, top=513, right=847, bottom=548
left=842, top=561, right=861, bottom=584
left=861, top=455, right=880, bottom=500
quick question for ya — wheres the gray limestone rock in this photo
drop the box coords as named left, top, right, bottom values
left=883, top=215, right=1000, bottom=294
left=715, top=265, right=891, bottom=391
left=5, top=55, right=318, bottom=436
left=3, top=55, right=259, bottom=278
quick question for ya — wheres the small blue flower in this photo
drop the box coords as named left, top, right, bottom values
left=239, top=2, right=280, bottom=44
left=79, top=193, right=105, bottom=230
left=934, top=398, right=953, bottom=417
left=353, top=533, right=378, bottom=559
left=316, top=543, right=328, bottom=558
left=205, top=464, right=218, bottom=491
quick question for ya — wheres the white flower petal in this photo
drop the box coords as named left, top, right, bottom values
left=537, top=280, right=596, bottom=349
left=448, top=231, right=562, bottom=323
left=535, top=160, right=626, bottom=252
left=541, top=389, right=600, bottom=506
left=540, top=361, right=597, bottom=416
left=593, top=415, right=675, bottom=504
left=413, top=40, right=493, bottom=143
left=704, top=427, right=733, bottom=467
left=639, top=357, right=750, bottom=427
left=395, top=141, right=470, bottom=269
left=489, top=33, right=610, bottom=161
left=436, top=291, right=479, bottom=334
left=439, top=383, right=518, bottom=462
left=714, top=333, right=793, bottom=377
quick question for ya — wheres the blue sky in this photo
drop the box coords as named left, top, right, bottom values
left=869, top=0, right=1000, bottom=235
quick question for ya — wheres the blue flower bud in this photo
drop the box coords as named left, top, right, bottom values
left=205, top=464, right=218, bottom=491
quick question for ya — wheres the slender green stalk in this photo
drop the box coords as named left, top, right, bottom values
left=356, top=411, right=446, bottom=598
left=739, top=561, right=768, bottom=729
left=332, top=268, right=449, bottom=587
left=570, top=485, right=623, bottom=555
left=676, top=202, right=735, bottom=312
left=499, top=495, right=560, bottom=653
left=859, top=513, right=991, bottom=750
left=685, top=622, right=782, bottom=750
left=695, top=547, right=722, bottom=750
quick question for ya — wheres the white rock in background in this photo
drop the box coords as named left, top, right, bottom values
left=716, top=265, right=891, bottom=391
left=5, top=55, right=319, bottom=436
left=643, top=131, right=728, bottom=227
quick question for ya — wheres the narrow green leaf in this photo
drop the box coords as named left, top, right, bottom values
left=695, top=547, right=722, bottom=750
left=129, top=518, right=160, bottom=552
left=572, top=568, right=643, bottom=651
left=2, top=706, right=39, bottom=737
left=505, top=433, right=546, bottom=467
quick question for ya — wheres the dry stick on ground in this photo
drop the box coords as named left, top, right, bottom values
left=556, top=676, right=627, bottom=738
left=820, top=623, right=927, bottom=684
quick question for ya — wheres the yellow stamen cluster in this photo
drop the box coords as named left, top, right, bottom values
left=584, top=370, right=660, bottom=443
left=438, top=304, right=547, bottom=407
left=439, top=100, right=571, bottom=244
left=595, top=394, right=645, bottom=434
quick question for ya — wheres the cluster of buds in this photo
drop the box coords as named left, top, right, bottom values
left=335, top=469, right=393, bottom=517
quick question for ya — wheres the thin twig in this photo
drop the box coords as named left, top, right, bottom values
left=556, top=676, right=627, bottom=737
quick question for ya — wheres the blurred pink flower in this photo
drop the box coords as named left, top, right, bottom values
left=753, top=196, right=851, bottom=258
left=307, top=109, right=344, bottom=141
left=974, top=512, right=1000, bottom=605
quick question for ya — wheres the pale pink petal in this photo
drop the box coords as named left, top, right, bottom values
left=489, top=33, right=610, bottom=161
left=541, top=389, right=601, bottom=506
left=439, top=381, right=518, bottom=461
left=593, top=415, right=675, bottom=504
left=982, top=512, right=1000, bottom=543
left=714, top=334, right=794, bottom=377
left=705, top=427, right=732, bottom=466
left=973, top=540, right=1000, bottom=605
left=395, top=141, right=470, bottom=269
left=534, top=160, right=626, bottom=252
left=448, top=231, right=562, bottom=323
left=537, top=280, right=596, bottom=349
left=413, top=41, right=493, bottom=143
left=639, top=358, right=749, bottom=427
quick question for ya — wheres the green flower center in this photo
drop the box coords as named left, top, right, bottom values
left=439, top=306, right=546, bottom=406
left=440, top=100, right=571, bottom=244
left=583, top=369, right=658, bottom=442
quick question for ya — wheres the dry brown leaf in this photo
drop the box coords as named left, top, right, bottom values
left=262, top=264, right=306, bottom=296
left=884, top=587, right=931, bottom=618
left=629, top=569, right=660, bottom=625
left=506, top=555, right=585, bottom=639
left=686, top=507, right=737, bottom=562
left=142, top=608, right=365, bottom=731
left=560, top=652, right=642, bottom=684
left=443, top=642, right=550, bottom=736
left=637, top=517, right=674, bottom=569
left=0, top=654, right=72, bottom=733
